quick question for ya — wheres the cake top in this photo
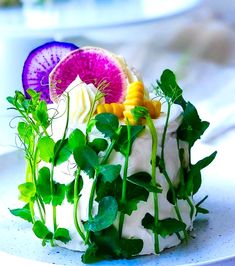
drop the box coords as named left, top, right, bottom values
left=22, top=42, right=164, bottom=127
left=7, top=41, right=217, bottom=264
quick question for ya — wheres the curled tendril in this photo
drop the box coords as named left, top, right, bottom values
left=9, top=116, right=25, bottom=129
left=40, top=76, right=49, bottom=87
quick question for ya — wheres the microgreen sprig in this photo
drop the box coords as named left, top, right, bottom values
left=131, top=106, right=160, bottom=254
left=118, top=121, right=131, bottom=238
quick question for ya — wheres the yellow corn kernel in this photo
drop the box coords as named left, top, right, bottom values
left=124, top=81, right=145, bottom=124
left=124, top=81, right=145, bottom=107
left=111, top=103, right=124, bottom=118
left=96, top=104, right=106, bottom=114
left=96, top=103, right=124, bottom=119
left=143, top=99, right=161, bottom=119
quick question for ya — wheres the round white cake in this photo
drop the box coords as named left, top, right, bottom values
left=8, top=42, right=215, bottom=264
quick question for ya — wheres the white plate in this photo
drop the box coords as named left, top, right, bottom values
left=0, top=143, right=234, bottom=266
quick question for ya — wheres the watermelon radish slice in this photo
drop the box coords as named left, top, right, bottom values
left=22, top=41, right=78, bottom=103
left=49, top=47, right=127, bottom=103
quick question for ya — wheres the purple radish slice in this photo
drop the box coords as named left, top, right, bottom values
left=22, top=41, right=78, bottom=103
left=49, top=47, right=127, bottom=103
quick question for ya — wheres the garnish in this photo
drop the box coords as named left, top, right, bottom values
left=22, top=41, right=78, bottom=103
left=8, top=44, right=216, bottom=265
left=49, top=47, right=128, bottom=103
left=154, top=69, right=216, bottom=220
left=131, top=106, right=161, bottom=253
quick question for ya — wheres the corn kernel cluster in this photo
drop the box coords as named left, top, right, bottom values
left=96, top=81, right=161, bottom=124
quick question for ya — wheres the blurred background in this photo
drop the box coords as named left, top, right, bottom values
left=0, top=0, right=234, bottom=156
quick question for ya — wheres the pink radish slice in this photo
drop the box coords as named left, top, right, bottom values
left=49, top=47, right=127, bottom=103
left=22, top=41, right=78, bottom=103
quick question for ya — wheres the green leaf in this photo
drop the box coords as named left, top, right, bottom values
left=95, top=113, right=119, bottom=139
left=9, top=204, right=33, bottom=223
left=54, top=139, right=72, bottom=166
left=68, top=128, right=86, bottom=151
left=27, top=89, right=40, bottom=101
left=193, top=151, right=217, bottom=171
left=142, top=213, right=186, bottom=238
left=124, top=183, right=149, bottom=215
left=6, top=96, right=15, bottom=105
left=15, top=91, right=26, bottom=104
left=89, top=138, right=108, bottom=154
left=84, top=196, right=118, bottom=232
left=66, top=176, right=83, bottom=204
left=22, top=99, right=30, bottom=111
left=54, top=228, right=71, bottom=244
left=97, top=164, right=121, bottom=183
left=187, top=151, right=217, bottom=195
left=157, top=69, right=186, bottom=109
left=131, top=106, right=149, bottom=121
left=37, top=167, right=51, bottom=204
left=33, top=220, right=53, bottom=246
left=157, top=218, right=186, bottom=238
left=37, top=167, right=65, bottom=205
left=73, top=145, right=99, bottom=171
left=33, top=100, right=49, bottom=128
left=127, top=172, right=162, bottom=193
left=96, top=176, right=149, bottom=216
left=166, top=188, right=176, bottom=205
left=38, top=136, right=55, bottom=163
left=195, top=195, right=209, bottom=216
left=52, top=182, right=66, bottom=206
left=81, top=243, right=100, bottom=263
left=177, top=102, right=210, bottom=148
left=114, top=125, right=145, bottom=156
left=18, top=182, right=36, bottom=203
left=83, top=226, right=143, bottom=262
left=119, top=238, right=143, bottom=258
left=196, top=206, right=209, bottom=215
left=141, top=213, right=155, bottom=231
left=17, top=122, right=33, bottom=146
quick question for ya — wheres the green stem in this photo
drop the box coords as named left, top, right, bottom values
left=26, top=158, right=38, bottom=225
left=33, top=144, right=46, bottom=223
left=50, top=165, right=57, bottom=232
left=16, top=107, right=39, bottom=135
left=186, top=197, right=195, bottom=220
left=161, top=102, right=188, bottom=241
left=146, top=115, right=160, bottom=254
left=85, top=174, right=98, bottom=245
left=37, top=195, right=46, bottom=222
left=176, top=138, right=195, bottom=220
left=35, top=196, right=45, bottom=224
left=25, top=159, right=32, bottom=182
left=101, top=127, right=122, bottom=164
left=161, top=103, right=171, bottom=160
left=29, top=201, right=36, bottom=224
left=118, top=123, right=131, bottom=239
left=42, top=127, right=50, bottom=137
left=73, top=168, right=86, bottom=241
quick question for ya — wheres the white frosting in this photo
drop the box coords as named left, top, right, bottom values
left=55, top=75, right=102, bottom=127
left=45, top=103, right=195, bottom=254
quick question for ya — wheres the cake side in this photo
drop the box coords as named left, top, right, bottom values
left=44, top=104, right=194, bottom=255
